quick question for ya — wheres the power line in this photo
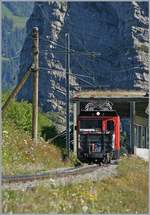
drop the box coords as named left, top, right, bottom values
left=40, top=37, right=66, bottom=49
left=39, top=34, right=103, bottom=57
left=70, top=73, right=94, bottom=79
left=2, top=53, right=20, bottom=60
left=76, top=76, right=96, bottom=88
left=72, top=55, right=98, bottom=84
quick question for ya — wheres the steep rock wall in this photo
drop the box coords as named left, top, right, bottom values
left=2, top=2, right=34, bottom=91
left=18, top=1, right=149, bottom=113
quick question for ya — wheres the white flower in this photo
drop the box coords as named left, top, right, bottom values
left=49, top=178, right=55, bottom=183
left=82, top=205, right=88, bottom=213
left=71, top=193, right=76, bottom=197
left=24, top=140, right=28, bottom=144
left=81, top=199, right=84, bottom=204
left=3, top=130, right=8, bottom=135
left=49, top=178, right=56, bottom=187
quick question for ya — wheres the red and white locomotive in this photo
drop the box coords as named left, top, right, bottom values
left=76, top=101, right=120, bottom=164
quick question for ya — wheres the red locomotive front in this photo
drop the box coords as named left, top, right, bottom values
left=76, top=102, right=120, bottom=164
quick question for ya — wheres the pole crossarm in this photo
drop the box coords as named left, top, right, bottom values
left=2, top=65, right=33, bottom=114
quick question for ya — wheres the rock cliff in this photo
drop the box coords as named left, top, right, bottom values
left=18, top=1, right=149, bottom=113
left=2, top=2, right=34, bottom=91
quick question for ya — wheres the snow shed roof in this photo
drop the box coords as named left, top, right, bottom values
left=72, top=90, right=148, bottom=103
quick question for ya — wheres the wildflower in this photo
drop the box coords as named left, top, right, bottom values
left=49, top=178, right=55, bottom=183
left=24, top=140, right=28, bottom=145
left=3, top=130, right=8, bottom=135
left=82, top=205, right=88, bottom=213
left=71, top=193, right=76, bottom=197
left=49, top=178, right=56, bottom=187
left=89, top=194, right=97, bottom=201
left=81, top=198, right=84, bottom=204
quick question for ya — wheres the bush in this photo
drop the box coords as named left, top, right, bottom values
left=4, top=100, right=32, bottom=132
left=41, top=125, right=57, bottom=141
left=3, top=99, right=56, bottom=139
left=69, top=153, right=82, bottom=166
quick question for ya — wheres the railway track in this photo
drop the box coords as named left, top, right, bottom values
left=2, top=164, right=101, bottom=184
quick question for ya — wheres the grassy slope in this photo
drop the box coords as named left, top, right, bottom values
left=2, top=122, right=69, bottom=175
left=3, top=157, right=148, bottom=213
left=2, top=4, right=27, bottom=29
left=2, top=96, right=71, bottom=175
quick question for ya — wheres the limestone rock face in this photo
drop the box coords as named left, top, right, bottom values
left=18, top=2, right=149, bottom=113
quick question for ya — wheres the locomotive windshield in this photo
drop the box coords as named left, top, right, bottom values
left=80, top=119, right=102, bottom=129
left=80, top=134, right=103, bottom=153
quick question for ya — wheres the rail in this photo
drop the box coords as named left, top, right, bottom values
left=2, top=164, right=100, bottom=184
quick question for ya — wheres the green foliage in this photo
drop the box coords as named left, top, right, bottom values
left=2, top=94, right=72, bottom=175
left=2, top=91, right=66, bottom=154
left=2, top=3, right=28, bottom=29
left=41, top=125, right=57, bottom=141
left=2, top=2, right=31, bottom=90
left=4, top=100, right=32, bottom=132
left=2, top=90, right=12, bottom=104
left=3, top=98, right=54, bottom=138
left=2, top=121, right=72, bottom=175
left=136, top=43, right=148, bottom=53
left=38, top=112, right=53, bottom=136
left=69, top=153, right=82, bottom=167
left=47, top=112, right=65, bottom=128
left=139, top=44, right=148, bottom=53
left=2, top=2, right=34, bottom=17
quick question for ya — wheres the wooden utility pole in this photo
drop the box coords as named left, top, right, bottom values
left=32, top=27, right=39, bottom=143
left=2, top=66, right=33, bottom=115
left=65, top=33, right=70, bottom=157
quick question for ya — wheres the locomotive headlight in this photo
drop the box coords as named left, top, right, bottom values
left=96, top=111, right=100, bottom=116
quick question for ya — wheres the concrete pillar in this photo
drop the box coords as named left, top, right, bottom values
left=73, top=102, right=77, bottom=155
left=73, top=101, right=80, bottom=155
left=130, top=102, right=136, bottom=154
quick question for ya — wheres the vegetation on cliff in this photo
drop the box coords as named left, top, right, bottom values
left=2, top=2, right=34, bottom=90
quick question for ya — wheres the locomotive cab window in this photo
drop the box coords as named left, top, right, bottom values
left=107, top=120, right=114, bottom=131
left=80, top=119, right=102, bottom=129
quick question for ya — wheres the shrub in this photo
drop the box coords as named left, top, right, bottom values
left=3, top=99, right=56, bottom=139
left=4, top=100, right=32, bottom=132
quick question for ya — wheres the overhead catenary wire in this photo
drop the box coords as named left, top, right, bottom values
left=48, top=130, right=66, bottom=143
left=40, top=37, right=102, bottom=56
left=71, top=55, right=99, bottom=85
left=39, top=66, right=96, bottom=79
left=37, top=41, right=146, bottom=78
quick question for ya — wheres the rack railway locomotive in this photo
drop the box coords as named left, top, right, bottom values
left=76, top=101, right=120, bottom=164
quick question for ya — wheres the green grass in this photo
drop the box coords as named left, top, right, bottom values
left=2, top=97, right=54, bottom=136
left=2, top=93, right=72, bottom=175
left=2, top=121, right=72, bottom=175
left=2, top=57, right=10, bottom=62
left=135, top=43, right=149, bottom=54
left=2, top=157, right=148, bottom=213
left=2, top=4, right=27, bottom=29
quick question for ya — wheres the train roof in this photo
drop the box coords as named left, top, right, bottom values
left=72, top=89, right=148, bottom=103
